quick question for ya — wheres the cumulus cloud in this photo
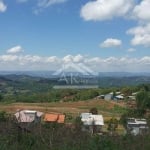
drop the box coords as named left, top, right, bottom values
left=132, top=0, right=150, bottom=22
left=0, top=53, right=149, bottom=72
left=126, top=1, right=150, bottom=47
left=6, top=46, right=24, bottom=54
left=127, top=23, right=150, bottom=46
left=80, top=0, right=134, bottom=21
left=0, top=0, right=7, bottom=12
left=100, top=38, right=122, bottom=48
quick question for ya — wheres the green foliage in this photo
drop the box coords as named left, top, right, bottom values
left=121, top=87, right=132, bottom=96
left=112, top=105, right=127, bottom=114
left=138, top=84, right=150, bottom=92
left=89, top=107, right=98, bottom=114
left=0, top=94, right=3, bottom=102
left=75, top=89, right=99, bottom=100
left=107, top=117, right=118, bottom=132
left=1, top=118, right=150, bottom=150
left=120, top=109, right=146, bottom=128
left=136, top=91, right=150, bottom=110
left=0, top=111, right=7, bottom=122
left=64, top=113, right=73, bottom=122
left=74, top=116, right=83, bottom=131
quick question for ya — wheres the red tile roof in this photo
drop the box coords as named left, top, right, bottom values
left=57, top=114, right=65, bottom=123
left=44, top=114, right=65, bottom=123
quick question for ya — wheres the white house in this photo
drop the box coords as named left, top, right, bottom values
left=127, top=118, right=149, bottom=135
left=15, top=110, right=43, bottom=123
left=104, top=93, right=113, bottom=100
left=114, top=95, right=124, bottom=100
left=80, top=113, right=104, bottom=133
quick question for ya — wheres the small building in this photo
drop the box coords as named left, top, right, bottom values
left=127, top=96, right=136, bottom=100
left=96, top=95, right=105, bottom=99
left=127, top=118, right=149, bottom=135
left=132, top=92, right=138, bottom=96
left=15, top=110, right=43, bottom=123
left=114, top=95, right=124, bottom=100
left=44, top=113, right=65, bottom=123
left=116, top=91, right=121, bottom=95
left=80, top=113, right=104, bottom=133
left=14, top=110, right=43, bottom=130
left=104, top=93, right=113, bottom=100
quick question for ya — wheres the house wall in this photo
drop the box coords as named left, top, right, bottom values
left=104, top=94, right=113, bottom=100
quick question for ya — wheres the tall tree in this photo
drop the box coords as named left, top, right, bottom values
left=136, top=91, right=150, bottom=110
left=0, top=94, right=3, bottom=102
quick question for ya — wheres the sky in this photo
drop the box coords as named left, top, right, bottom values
left=0, top=0, right=150, bottom=72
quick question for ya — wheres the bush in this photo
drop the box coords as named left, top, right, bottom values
left=0, top=111, right=7, bottom=122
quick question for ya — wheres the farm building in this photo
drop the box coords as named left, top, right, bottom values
left=80, top=113, right=104, bottom=133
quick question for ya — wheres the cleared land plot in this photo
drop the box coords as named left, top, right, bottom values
left=0, top=99, right=126, bottom=118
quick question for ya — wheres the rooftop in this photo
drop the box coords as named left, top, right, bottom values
left=44, top=113, right=65, bottom=123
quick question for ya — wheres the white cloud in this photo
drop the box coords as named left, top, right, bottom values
left=127, top=48, right=136, bottom=52
left=34, top=0, right=67, bottom=14
left=37, top=0, right=67, bottom=8
left=0, top=53, right=149, bottom=72
left=0, top=55, right=18, bottom=62
left=80, top=0, right=134, bottom=21
left=100, top=38, right=122, bottom=48
left=126, top=1, right=150, bottom=47
left=127, top=23, right=150, bottom=46
left=6, top=46, right=24, bottom=54
left=132, top=0, right=150, bottom=22
left=0, top=0, right=7, bottom=12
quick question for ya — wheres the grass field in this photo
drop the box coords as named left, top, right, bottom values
left=0, top=99, right=126, bottom=119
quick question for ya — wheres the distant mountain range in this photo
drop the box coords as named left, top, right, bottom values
left=0, top=73, right=150, bottom=91
left=0, top=71, right=150, bottom=78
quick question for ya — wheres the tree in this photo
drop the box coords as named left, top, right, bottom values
left=0, top=111, right=7, bottom=122
left=138, top=84, right=150, bottom=92
left=121, top=87, right=132, bottom=96
left=74, top=116, right=83, bottom=131
left=89, top=107, right=98, bottom=115
left=0, top=94, right=3, bottom=102
left=107, top=117, right=118, bottom=133
left=136, top=91, right=150, bottom=110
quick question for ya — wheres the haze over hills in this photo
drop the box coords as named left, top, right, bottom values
left=0, top=73, right=150, bottom=89
left=0, top=71, right=150, bottom=78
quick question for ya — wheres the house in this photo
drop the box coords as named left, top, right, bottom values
left=116, top=91, right=121, bottom=95
left=127, top=118, right=149, bottom=135
left=114, top=95, right=124, bottom=100
left=96, top=95, right=105, bottom=99
left=14, top=110, right=43, bottom=130
left=127, top=95, right=136, bottom=100
left=80, top=113, right=104, bottom=133
left=44, top=113, right=65, bottom=123
left=104, top=93, right=113, bottom=100
left=132, top=92, right=138, bottom=96
left=14, top=110, right=43, bottom=123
